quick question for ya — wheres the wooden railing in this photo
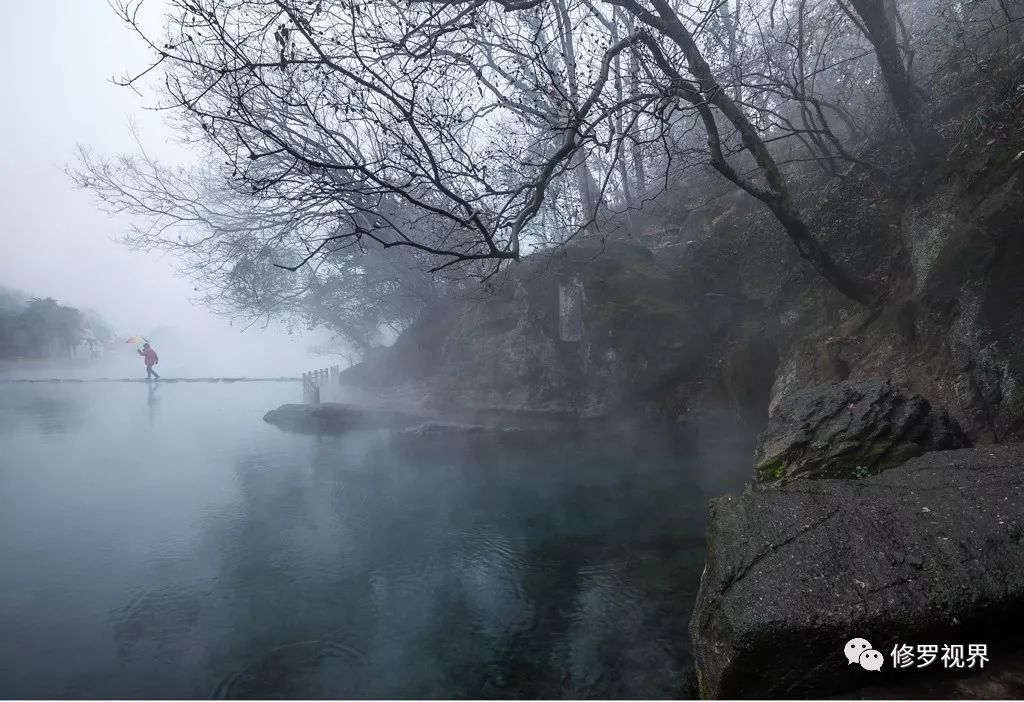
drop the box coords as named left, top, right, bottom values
left=301, top=365, right=341, bottom=404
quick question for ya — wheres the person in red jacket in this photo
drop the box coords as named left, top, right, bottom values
left=138, top=342, right=160, bottom=380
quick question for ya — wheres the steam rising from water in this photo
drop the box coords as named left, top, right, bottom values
left=0, top=381, right=754, bottom=698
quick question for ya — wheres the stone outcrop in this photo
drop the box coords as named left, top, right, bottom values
left=339, top=97, right=1024, bottom=443
left=264, top=402, right=588, bottom=436
left=392, top=421, right=559, bottom=446
left=340, top=239, right=738, bottom=418
left=754, top=378, right=969, bottom=483
left=761, top=164, right=1024, bottom=445
left=690, top=444, right=1024, bottom=699
left=263, top=403, right=431, bottom=434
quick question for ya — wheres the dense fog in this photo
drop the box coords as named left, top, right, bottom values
left=0, top=2, right=330, bottom=380
left=2, top=0, right=1023, bottom=698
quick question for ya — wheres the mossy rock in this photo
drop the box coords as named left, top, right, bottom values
left=754, top=378, right=969, bottom=485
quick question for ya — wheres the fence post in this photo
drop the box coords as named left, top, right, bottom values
left=302, top=370, right=323, bottom=405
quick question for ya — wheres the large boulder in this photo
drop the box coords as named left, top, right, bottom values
left=755, top=378, right=968, bottom=483
left=690, top=444, right=1024, bottom=699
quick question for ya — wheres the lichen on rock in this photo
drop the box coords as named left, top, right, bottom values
left=691, top=444, right=1024, bottom=699
left=754, top=378, right=969, bottom=484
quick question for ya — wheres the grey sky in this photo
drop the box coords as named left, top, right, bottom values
left=0, top=1, right=192, bottom=331
left=0, top=1, right=329, bottom=372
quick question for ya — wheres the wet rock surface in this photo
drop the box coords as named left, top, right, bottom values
left=834, top=645, right=1024, bottom=700
left=394, top=421, right=555, bottom=441
left=755, top=378, right=969, bottom=483
left=339, top=239, right=732, bottom=418
left=690, top=444, right=1024, bottom=699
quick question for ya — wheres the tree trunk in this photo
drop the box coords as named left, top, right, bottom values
left=845, top=0, right=946, bottom=167
left=766, top=198, right=881, bottom=306
left=647, top=0, right=883, bottom=306
left=627, top=31, right=647, bottom=199
left=554, top=0, right=600, bottom=232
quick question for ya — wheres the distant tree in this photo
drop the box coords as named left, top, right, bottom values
left=0, top=310, right=25, bottom=358
left=0, top=286, right=30, bottom=313
left=71, top=148, right=441, bottom=356
left=0, top=297, right=86, bottom=359
left=22, top=298, right=85, bottom=358
left=81, top=309, right=115, bottom=344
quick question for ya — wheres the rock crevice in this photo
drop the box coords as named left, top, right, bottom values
left=755, top=378, right=969, bottom=483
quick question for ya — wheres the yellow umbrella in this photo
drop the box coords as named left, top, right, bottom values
left=125, top=336, right=149, bottom=345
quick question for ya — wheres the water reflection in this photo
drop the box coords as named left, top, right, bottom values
left=13, top=392, right=86, bottom=435
left=146, top=381, right=160, bottom=422
left=0, top=383, right=752, bottom=698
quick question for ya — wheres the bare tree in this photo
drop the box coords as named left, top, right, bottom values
left=70, top=146, right=440, bottom=355
left=837, top=0, right=948, bottom=165
left=731, top=0, right=885, bottom=176
left=603, top=0, right=879, bottom=302
left=90, top=0, right=886, bottom=307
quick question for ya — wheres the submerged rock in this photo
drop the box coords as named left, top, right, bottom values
left=262, top=403, right=429, bottom=434
left=396, top=421, right=536, bottom=437
left=392, top=421, right=558, bottom=446
left=690, top=444, right=1024, bottom=699
left=263, top=403, right=576, bottom=438
left=398, top=421, right=490, bottom=437
left=755, top=378, right=968, bottom=483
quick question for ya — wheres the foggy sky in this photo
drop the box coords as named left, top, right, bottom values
left=0, top=1, right=330, bottom=375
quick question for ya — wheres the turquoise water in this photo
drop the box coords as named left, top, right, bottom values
left=0, top=382, right=751, bottom=698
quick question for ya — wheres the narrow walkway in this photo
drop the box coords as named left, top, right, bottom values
left=0, top=377, right=300, bottom=384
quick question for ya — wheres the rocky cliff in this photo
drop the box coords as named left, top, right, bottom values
left=342, top=238, right=751, bottom=420
left=690, top=443, right=1024, bottom=699
left=331, top=66, right=1024, bottom=701
left=342, top=134, right=1024, bottom=444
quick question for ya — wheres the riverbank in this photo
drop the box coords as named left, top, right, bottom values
left=325, top=127, right=1024, bottom=698
left=264, top=393, right=1024, bottom=697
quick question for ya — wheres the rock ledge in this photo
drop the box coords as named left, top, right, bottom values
left=691, top=444, right=1024, bottom=699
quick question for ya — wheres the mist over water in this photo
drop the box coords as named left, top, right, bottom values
left=0, top=381, right=753, bottom=698
left=0, top=324, right=334, bottom=381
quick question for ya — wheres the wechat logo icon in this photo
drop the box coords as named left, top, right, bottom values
left=845, top=637, right=884, bottom=671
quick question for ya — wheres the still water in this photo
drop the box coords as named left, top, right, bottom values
left=0, top=381, right=751, bottom=699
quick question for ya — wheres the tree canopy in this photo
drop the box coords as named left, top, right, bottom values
left=73, top=0, right=1020, bottom=330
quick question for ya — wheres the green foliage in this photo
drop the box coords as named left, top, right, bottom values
left=755, top=456, right=789, bottom=482
left=757, top=455, right=882, bottom=483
